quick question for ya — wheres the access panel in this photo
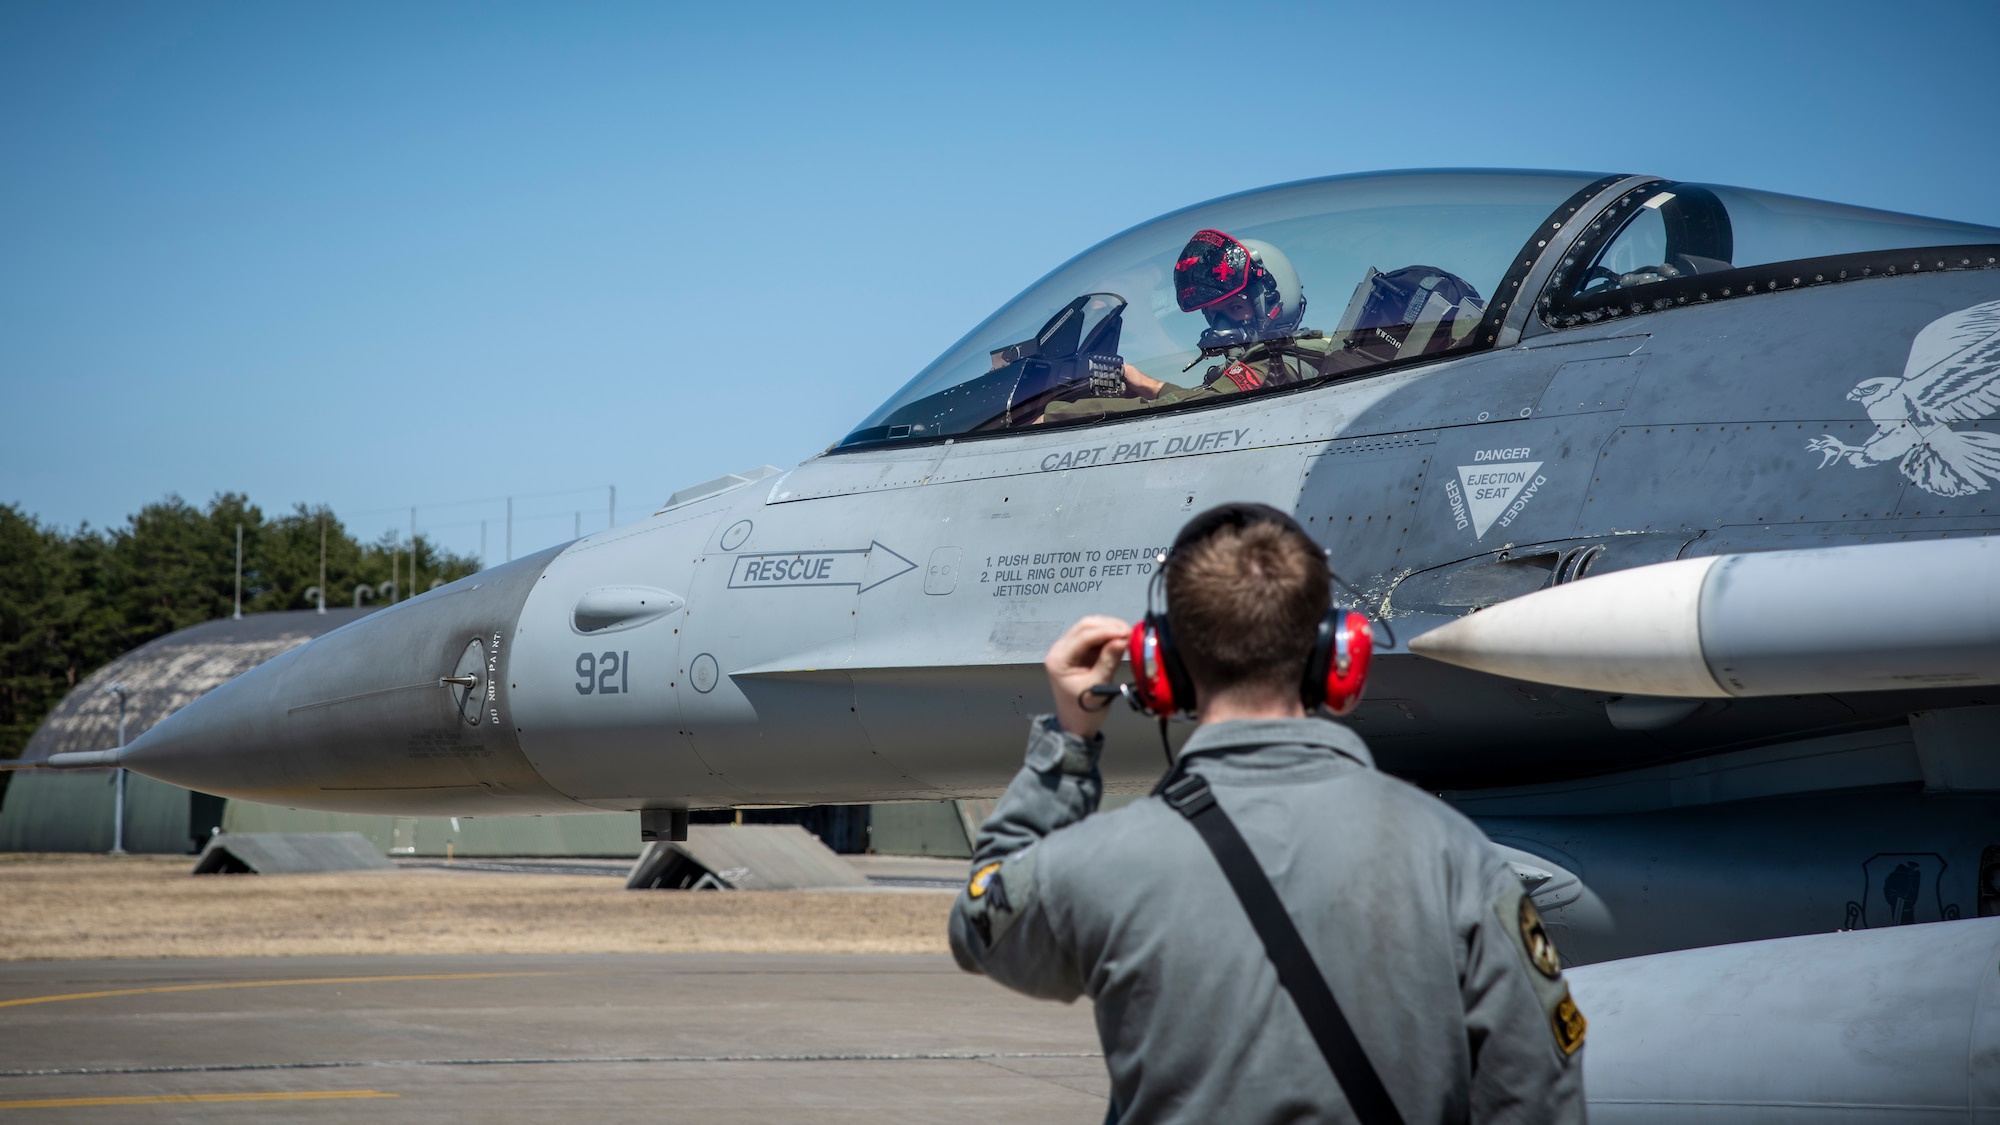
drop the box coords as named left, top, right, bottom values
left=1295, top=433, right=1435, bottom=596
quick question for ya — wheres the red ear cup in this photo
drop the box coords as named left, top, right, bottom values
left=1321, top=610, right=1373, bottom=715
left=1131, top=613, right=1196, bottom=717
left=1303, top=607, right=1375, bottom=715
left=1130, top=617, right=1177, bottom=716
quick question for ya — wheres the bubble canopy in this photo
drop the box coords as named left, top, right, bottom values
left=837, top=170, right=1603, bottom=449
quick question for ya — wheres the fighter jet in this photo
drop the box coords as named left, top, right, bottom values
left=25, top=169, right=2000, bottom=965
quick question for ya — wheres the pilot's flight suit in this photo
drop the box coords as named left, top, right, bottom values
left=949, top=716, right=1586, bottom=1124
left=1040, top=339, right=1333, bottom=424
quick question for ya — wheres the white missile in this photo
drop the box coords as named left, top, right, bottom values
left=1406, top=536, right=2000, bottom=697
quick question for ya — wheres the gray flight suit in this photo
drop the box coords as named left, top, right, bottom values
left=949, top=716, right=1587, bottom=1124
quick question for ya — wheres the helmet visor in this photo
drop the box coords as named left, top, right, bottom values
left=1174, top=230, right=1251, bottom=312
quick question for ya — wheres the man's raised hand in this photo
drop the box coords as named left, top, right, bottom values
left=1046, top=615, right=1132, bottom=739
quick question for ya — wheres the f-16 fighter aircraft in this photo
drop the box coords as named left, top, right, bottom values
left=34, top=170, right=2000, bottom=970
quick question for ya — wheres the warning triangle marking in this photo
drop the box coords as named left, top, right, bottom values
left=1458, top=461, right=1543, bottom=539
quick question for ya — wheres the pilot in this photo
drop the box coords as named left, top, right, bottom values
left=949, top=503, right=1587, bottom=1123
left=1041, top=230, right=1332, bottom=423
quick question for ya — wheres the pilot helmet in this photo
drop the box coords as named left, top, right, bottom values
left=1174, top=230, right=1306, bottom=345
left=1349, top=264, right=1482, bottom=334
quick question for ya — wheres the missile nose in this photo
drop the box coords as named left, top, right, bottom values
left=1404, top=537, right=2000, bottom=698
left=122, top=547, right=587, bottom=816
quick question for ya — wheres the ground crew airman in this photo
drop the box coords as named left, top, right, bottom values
left=949, top=503, right=1587, bottom=1123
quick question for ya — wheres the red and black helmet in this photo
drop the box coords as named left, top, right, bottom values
left=1173, top=229, right=1307, bottom=342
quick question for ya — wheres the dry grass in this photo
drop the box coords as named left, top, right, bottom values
left=0, top=854, right=954, bottom=961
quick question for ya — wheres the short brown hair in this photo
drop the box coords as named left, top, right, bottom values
left=1165, top=506, right=1329, bottom=697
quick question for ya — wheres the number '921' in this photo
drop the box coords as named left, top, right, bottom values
left=575, top=651, right=630, bottom=695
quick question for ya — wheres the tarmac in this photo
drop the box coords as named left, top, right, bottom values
left=0, top=952, right=1108, bottom=1122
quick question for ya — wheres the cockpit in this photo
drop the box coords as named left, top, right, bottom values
left=1547, top=181, right=2000, bottom=325
left=836, top=170, right=2000, bottom=450
left=837, top=170, right=1597, bottom=449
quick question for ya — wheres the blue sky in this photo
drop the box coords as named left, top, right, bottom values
left=4, top=0, right=1997, bottom=562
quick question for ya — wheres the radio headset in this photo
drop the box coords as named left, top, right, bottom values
left=1092, top=505, right=1390, bottom=762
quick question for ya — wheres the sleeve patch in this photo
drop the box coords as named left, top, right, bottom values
left=969, top=861, right=1002, bottom=899
left=1494, top=882, right=1578, bottom=1057
left=1220, top=360, right=1263, bottom=391
left=1517, top=896, right=1563, bottom=980
left=958, top=851, right=1035, bottom=951
left=1552, top=987, right=1587, bottom=1055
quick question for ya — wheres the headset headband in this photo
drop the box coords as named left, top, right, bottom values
left=1166, top=501, right=1318, bottom=561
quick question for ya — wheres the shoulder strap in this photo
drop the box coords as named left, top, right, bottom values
left=1162, top=770, right=1406, bottom=1125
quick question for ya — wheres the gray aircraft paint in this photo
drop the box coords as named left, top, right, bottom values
left=112, top=172, right=2000, bottom=968
left=1571, top=918, right=2000, bottom=1121
left=120, top=544, right=589, bottom=816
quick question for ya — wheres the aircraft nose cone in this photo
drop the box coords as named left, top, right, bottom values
left=122, top=547, right=586, bottom=816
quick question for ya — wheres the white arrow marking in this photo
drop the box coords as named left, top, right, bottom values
left=726, top=542, right=918, bottom=593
